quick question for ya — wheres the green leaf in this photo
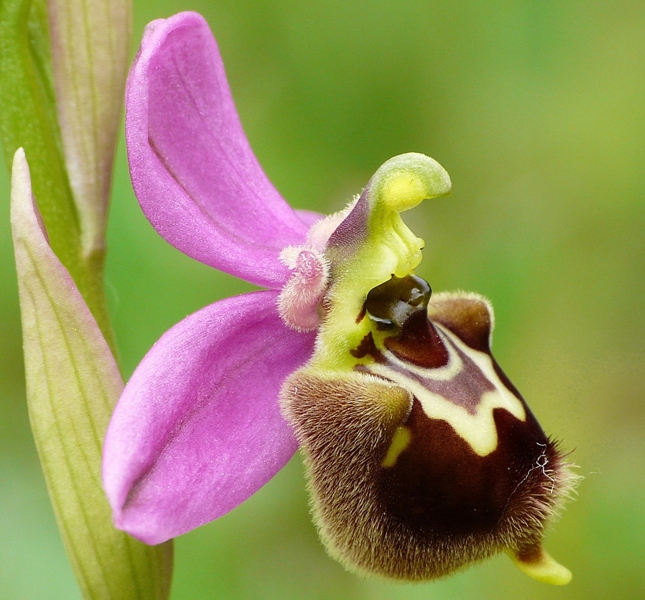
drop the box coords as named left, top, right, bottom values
left=0, top=0, right=80, bottom=275
left=11, top=147, right=174, bottom=600
left=48, top=0, right=132, bottom=256
left=0, top=0, right=114, bottom=348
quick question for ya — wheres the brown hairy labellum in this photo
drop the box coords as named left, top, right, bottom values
left=280, top=281, right=578, bottom=582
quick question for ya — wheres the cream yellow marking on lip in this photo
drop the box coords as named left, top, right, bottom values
left=366, top=323, right=526, bottom=457
left=381, top=426, right=411, bottom=468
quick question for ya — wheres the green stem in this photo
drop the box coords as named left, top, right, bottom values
left=0, top=0, right=116, bottom=354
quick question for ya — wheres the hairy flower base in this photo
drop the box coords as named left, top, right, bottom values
left=281, top=288, right=577, bottom=583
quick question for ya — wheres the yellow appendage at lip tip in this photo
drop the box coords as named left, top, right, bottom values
left=508, top=547, right=572, bottom=586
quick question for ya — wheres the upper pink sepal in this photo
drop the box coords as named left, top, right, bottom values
left=126, top=12, right=310, bottom=289
left=102, top=290, right=316, bottom=544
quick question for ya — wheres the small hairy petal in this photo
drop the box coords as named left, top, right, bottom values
left=103, top=291, right=316, bottom=544
left=126, top=12, right=310, bottom=288
left=278, top=247, right=329, bottom=331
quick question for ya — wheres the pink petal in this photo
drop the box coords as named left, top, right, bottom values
left=126, top=12, right=310, bottom=289
left=103, top=290, right=315, bottom=544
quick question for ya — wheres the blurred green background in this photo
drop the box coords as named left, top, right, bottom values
left=1, top=0, right=644, bottom=598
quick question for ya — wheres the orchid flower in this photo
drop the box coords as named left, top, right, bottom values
left=104, top=11, right=578, bottom=586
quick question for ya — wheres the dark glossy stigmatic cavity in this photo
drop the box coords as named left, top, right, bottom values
left=365, top=274, right=431, bottom=329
